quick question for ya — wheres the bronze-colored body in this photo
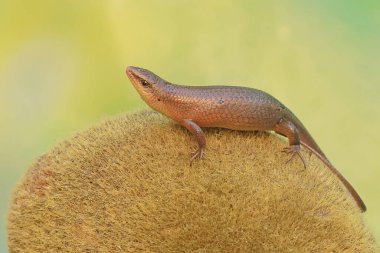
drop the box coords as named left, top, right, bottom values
left=126, top=66, right=366, bottom=212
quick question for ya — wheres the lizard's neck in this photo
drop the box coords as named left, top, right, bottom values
left=151, top=82, right=193, bottom=120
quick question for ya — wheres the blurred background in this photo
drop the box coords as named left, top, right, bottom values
left=1, top=0, right=379, bottom=250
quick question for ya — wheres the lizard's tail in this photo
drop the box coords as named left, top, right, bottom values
left=289, top=113, right=367, bottom=212
left=301, top=141, right=367, bottom=212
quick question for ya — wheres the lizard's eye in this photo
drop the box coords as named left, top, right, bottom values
left=140, top=79, right=151, bottom=88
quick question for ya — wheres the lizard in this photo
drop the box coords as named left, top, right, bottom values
left=126, top=66, right=366, bottom=212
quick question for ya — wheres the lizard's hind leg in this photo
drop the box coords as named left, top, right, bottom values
left=274, top=118, right=306, bottom=168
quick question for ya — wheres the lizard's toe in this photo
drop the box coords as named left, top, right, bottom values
left=282, top=145, right=306, bottom=168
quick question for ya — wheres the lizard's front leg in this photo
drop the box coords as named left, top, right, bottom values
left=274, top=118, right=306, bottom=168
left=181, top=119, right=206, bottom=165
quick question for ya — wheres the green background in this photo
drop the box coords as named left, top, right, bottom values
left=1, top=0, right=379, bottom=250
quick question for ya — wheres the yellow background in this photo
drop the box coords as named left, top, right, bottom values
left=1, top=1, right=379, bottom=250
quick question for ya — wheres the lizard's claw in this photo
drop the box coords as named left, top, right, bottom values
left=190, top=148, right=205, bottom=166
left=282, top=145, right=306, bottom=168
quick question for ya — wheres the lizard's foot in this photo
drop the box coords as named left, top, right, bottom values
left=190, top=148, right=205, bottom=166
left=282, top=145, right=306, bottom=168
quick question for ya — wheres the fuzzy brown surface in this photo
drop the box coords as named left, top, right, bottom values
left=8, top=110, right=378, bottom=252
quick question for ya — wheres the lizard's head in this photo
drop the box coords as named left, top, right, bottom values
left=126, top=66, right=167, bottom=111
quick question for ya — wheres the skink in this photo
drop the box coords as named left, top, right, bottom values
left=126, top=66, right=366, bottom=212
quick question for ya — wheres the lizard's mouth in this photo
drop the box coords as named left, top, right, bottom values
left=126, top=67, right=138, bottom=83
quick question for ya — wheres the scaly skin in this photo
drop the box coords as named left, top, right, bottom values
left=126, top=66, right=366, bottom=212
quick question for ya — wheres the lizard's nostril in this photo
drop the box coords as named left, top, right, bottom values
left=126, top=66, right=138, bottom=76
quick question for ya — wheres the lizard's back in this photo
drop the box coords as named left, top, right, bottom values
left=162, top=85, right=285, bottom=131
